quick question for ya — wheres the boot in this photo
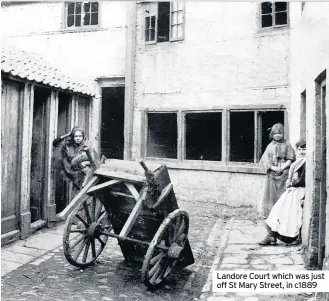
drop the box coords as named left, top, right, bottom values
left=258, top=234, right=277, bottom=245
left=258, top=225, right=277, bottom=245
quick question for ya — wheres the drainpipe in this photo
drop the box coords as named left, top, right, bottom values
left=124, top=1, right=137, bottom=161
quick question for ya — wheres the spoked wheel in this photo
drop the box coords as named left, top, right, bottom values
left=63, top=196, right=111, bottom=268
left=142, top=209, right=189, bottom=289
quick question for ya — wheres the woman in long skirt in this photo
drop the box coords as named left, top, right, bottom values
left=260, top=123, right=295, bottom=217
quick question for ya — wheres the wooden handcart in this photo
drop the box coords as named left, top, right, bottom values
left=57, top=159, right=194, bottom=288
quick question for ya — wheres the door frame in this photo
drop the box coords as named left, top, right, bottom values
left=318, top=78, right=327, bottom=268
left=96, top=76, right=126, bottom=158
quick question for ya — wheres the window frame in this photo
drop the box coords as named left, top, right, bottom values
left=169, top=1, right=185, bottom=42
left=259, top=2, right=289, bottom=30
left=141, top=106, right=288, bottom=174
left=182, top=110, right=224, bottom=164
left=143, top=2, right=185, bottom=44
left=62, top=1, right=101, bottom=31
left=144, top=110, right=180, bottom=162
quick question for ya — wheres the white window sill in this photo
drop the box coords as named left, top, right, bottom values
left=60, top=26, right=103, bottom=33
left=256, top=25, right=290, bottom=36
left=144, top=158, right=265, bottom=174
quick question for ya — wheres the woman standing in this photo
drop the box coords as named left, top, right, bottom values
left=60, top=127, right=99, bottom=193
left=258, top=139, right=306, bottom=245
left=260, top=123, right=295, bottom=217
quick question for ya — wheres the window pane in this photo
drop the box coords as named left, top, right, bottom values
left=261, top=2, right=272, bottom=14
left=84, top=12, right=91, bottom=25
left=67, top=15, right=74, bottom=27
left=75, top=14, right=81, bottom=26
left=76, top=2, right=81, bottom=14
left=91, top=12, right=98, bottom=25
left=145, top=30, right=149, bottom=42
left=172, top=11, right=178, bottom=25
left=150, top=28, right=155, bottom=41
left=178, top=11, right=184, bottom=24
left=177, top=24, right=184, bottom=38
left=259, top=111, right=285, bottom=157
left=145, top=16, right=150, bottom=29
left=185, top=113, right=222, bottom=161
left=172, top=1, right=178, bottom=11
left=275, top=2, right=287, bottom=12
left=84, top=2, right=91, bottom=12
left=91, top=2, right=98, bottom=12
left=147, top=113, right=177, bottom=159
left=171, top=25, right=177, bottom=39
left=261, top=14, right=272, bottom=28
left=275, top=12, right=287, bottom=25
left=157, top=2, right=170, bottom=42
left=178, top=1, right=184, bottom=10
left=230, top=112, right=254, bottom=162
left=151, top=16, right=155, bottom=28
left=68, top=2, right=75, bottom=15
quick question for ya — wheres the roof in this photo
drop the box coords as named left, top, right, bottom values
left=1, top=43, right=95, bottom=96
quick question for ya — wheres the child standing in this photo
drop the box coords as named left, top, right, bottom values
left=260, top=123, right=295, bottom=217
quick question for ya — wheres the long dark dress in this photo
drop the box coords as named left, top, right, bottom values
left=260, top=140, right=295, bottom=217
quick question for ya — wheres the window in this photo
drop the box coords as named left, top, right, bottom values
left=145, top=16, right=156, bottom=42
left=146, top=113, right=177, bottom=159
left=170, top=2, right=185, bottom=41
left=66, top=2, right=99, bottom=28
left=230, top=110, right=285, bottom=163
left=260, top=2, right=288, bottom=28
left=230, top=112, right=255, bottom=162
left=144, top=2, right=185, bottom=43
left=143, top=108, right=286, bottom=170
left=185, top=112, right=222, bottom=161
left=157, top=2, right=170, bottom=42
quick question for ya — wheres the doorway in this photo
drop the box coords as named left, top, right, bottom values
left=30, top=87, right=50, bottom=223
left=101, top=87, right=125, bottom=159
left=54, top=92, right=72, bottom=213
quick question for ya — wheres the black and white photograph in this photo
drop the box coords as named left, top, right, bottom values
left=1, top=1, right=329, bottom=301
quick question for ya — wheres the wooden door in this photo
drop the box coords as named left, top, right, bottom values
left=1, top=81, right=22, bottom=234
left=30, top=87, right=50, bottom=223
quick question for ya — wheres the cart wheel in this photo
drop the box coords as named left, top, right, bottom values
left=63, top=196, right=111, bottom=268
left=142, top=209, right=189, bottom=289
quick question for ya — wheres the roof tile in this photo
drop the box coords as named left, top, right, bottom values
left=1, top=43, right=94, bottom=96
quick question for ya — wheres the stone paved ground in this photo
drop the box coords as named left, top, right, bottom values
left=1, top=200, right=316, bottom=301
left=199, top=219, right=315, bottom=301
left=1, top=199, right=228, bottom=301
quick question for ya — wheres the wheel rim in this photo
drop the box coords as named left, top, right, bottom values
left=142, top=209, right=189, bottom=288
left=63, top=197, right=111, bottom=268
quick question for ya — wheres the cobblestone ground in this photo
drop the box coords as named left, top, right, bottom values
left=2, top=200, right=259, bottom=301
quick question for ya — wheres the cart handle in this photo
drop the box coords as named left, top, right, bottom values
left=139, top=160, right=150, bottom=173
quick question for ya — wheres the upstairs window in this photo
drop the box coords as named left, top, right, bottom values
left=260, top=2, right=288, bottom=29
left=145, top=16, right=156, bottom=42
left=144, top=2, right=185, bottom=44
left=66, top=2, right=99, bottom=28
